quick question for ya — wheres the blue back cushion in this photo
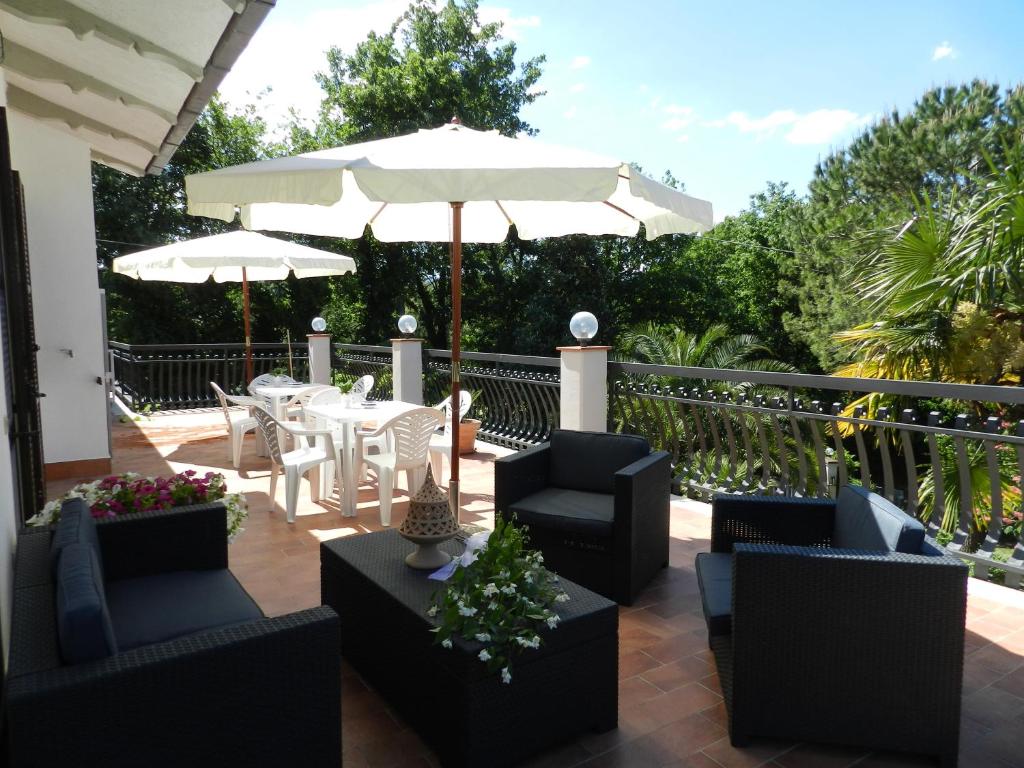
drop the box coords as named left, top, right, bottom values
left=50, top=498, right=103, bottom=578
left=833, top=485, right=925, bottom=553
left=56, top=543, right=118, bottom=663
left=548, top=430, right=649, bottom=494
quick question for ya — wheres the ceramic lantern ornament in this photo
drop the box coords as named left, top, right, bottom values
left=399, top=464, right=459, bottom=569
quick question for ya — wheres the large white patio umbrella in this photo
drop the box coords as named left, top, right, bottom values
left=112, top=230, right=356, bottom=382
left=185, top=120, right=713, bottom=514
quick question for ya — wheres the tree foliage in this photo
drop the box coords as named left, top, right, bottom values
left=785, top=81, right=1024, bottom=371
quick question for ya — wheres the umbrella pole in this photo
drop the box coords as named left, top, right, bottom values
left=243, top=266, right=254, bottom=384
left=450, top=202, right=463, bottom=523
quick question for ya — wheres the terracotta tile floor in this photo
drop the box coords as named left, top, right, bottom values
left=47, top=410, right=1024, bottom=768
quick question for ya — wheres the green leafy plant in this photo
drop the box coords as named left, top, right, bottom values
left=427, top=517, right=569, bottom=684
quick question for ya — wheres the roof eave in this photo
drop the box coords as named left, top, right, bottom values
left=145, top=0, right=276, bottom=176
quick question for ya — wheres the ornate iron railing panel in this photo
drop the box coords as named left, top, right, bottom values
left=424, top=350, right=560, bottom=449
left=609, top=361, right=1024, bottom=587
left=109, top=342, right=309, bottom=409
left=331, top=344, right=393, bottom=401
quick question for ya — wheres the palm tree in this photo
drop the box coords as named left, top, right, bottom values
left=614, top=323, right=802, bottom=495
left=617, top=322, right=797, bottom=394
left=836, top=147, right=1024, bottom=389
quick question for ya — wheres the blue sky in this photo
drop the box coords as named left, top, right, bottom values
left=219, top=0, right=1024, bottom=220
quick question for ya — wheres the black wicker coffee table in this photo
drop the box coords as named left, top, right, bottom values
left=321, top=529, right=618, bottom=768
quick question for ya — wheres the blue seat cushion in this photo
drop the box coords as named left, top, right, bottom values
left=695, top=552, right=732, bottom=637
left=51, top=498, right=102, bottom=577
left=509, top=487, right=615, bottom=537
left=56, top=543, right=118, bottom=663
left=548, top=430, right=649, bottom=494
left=106, top=569, right=263, bottom=651
left=833, top=485, right=925, bottom=553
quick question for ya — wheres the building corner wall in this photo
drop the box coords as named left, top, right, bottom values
left=8, top=112, right=110, bottom=475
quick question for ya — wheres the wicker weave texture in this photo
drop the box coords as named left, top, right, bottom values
left=321, top=530, right=618, bottom=768
left=495, top=441, right=672, bottom=605
left=6, top=503, right=343, bottom=768
left=701, top=495, right=967, bottom=767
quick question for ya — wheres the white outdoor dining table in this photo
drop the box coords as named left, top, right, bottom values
left=251, top=382, right=320, bottom=456
left=304, top=400, right=419, bottom=517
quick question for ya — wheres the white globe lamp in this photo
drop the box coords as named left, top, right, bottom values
left=569, top=311, right=598, bottom=347
left=398, top=314, right=418, bottom=336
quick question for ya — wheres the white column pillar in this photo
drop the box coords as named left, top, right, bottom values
left=392, top=338, right=423, bottom=405
left=558, top=345, right=610, bottom=432
left=307, top=333, right=332, bottom=385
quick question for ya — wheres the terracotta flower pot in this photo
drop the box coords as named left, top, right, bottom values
left=458, top=418, right=481, bottom=454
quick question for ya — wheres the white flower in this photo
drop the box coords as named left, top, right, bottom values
left=524, top=571, right=534, bottom=583
left=488, top=601, right=498, bottom=611
left=427, top=605, right=438, bottom=617
left=458, top=605, right=478, bottom=617
left=555, top=592, right=570, bottom=603
left=441, top=638, right=453, bottom=649
left=475, top=633, right=491, bottom=642
left=482, top=583, right=499, bottom=597
left=501, top=667, right=512, bottom=684
left=478, top=649, right=491, bottom=662
left=498, top=569, right=510, bottom=579
left=546, top=615, right=560, bottom=629
left=501, top=583, right=517, bottom=595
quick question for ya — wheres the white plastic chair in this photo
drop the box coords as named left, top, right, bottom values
left=210, top=381, right=263, bottom=468
left=253, top=407, right=340, bottom=523
left=284, top=384, right=338, bottom=421
left=428, top=391, right=473, bottom=486
left=350, top=374, right=374, bottom=401
left=356, top=407, right=443, bottom=526
left=247, top=372, right=297, bottom=396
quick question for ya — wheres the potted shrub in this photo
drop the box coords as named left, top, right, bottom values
left=459, top=416, right=481, bottom=454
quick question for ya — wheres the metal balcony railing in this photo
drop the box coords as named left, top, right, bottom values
left=109, top=341, right=310, bottom=409
left=424, top=350, right=560, bottom=449
left=609, top=361, right=1024, bottom=587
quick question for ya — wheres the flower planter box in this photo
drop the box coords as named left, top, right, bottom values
left=320, top=529, right=618, bottom=768
left=458, top=418, right=481, bottom=454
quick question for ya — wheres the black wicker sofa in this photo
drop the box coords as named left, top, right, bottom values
left=696, top=486, right=968, bottom=767
left=5, top=498, right=341, bottom=768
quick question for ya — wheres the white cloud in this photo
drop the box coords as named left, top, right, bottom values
left=726, top=109, right=799, bottom=134
left=932, top=41, right=956, bottom=61
left=570, top=55, right=591, bottom=70
left=661, top=117, right=693, bottom=131
left=563, top=106, right=578, bottom=120
left=663, top=104, right=693, bottom=116
left=478, top=6, right=541, bottom=40
left=569, top=83, right=586, bottom=94
left=708, top=108, right=872, bottom=144
left=638, top=83, right=650, bottom=93
left=676, top=134, right=690, bottom=143
left=784, top=109, right=872, bottom=144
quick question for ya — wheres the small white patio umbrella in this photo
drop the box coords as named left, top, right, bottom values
left=112, top=230, right=356, bottom=382
left=185, top=120, right=713, bottom=514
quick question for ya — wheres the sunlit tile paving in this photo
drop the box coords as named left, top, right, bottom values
left=46, top=410, right=1024, bottom=768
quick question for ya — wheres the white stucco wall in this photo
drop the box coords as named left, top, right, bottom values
left=0, top=72, right=16, bottom=666
left=8, top=111, right=108, bottom=466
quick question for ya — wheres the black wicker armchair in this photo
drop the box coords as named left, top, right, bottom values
left=494, top=429, right=671, bottom=605
left=5, top=498, right=341, bottom=768
left=696, top=487, right=968, bottom=767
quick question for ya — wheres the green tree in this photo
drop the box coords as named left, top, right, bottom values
left=834, top=148, right=1024, bottom=388
left=94, top=97, right=347, bottom=345
left=684, top=183, right=812, bottom=369
left=786, top=81, right=1024, bottom=370
left=286, top=0, right=545, bottom=347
